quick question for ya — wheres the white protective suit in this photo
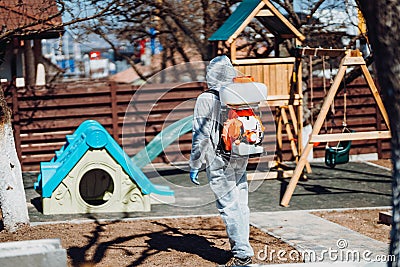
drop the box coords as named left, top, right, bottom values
left=189, top=55, right=254, bottom=259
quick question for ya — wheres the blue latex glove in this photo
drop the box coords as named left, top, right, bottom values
left=190, top=169, right=200, bottom=185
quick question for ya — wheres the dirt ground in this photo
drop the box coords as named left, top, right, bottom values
left=313, top=208, right=391, bottom=244
left=0, top=216, right=301, bottom=267
left=0, top=209, right=391, bottom=267
left=369, top=159, right=392, bottom=170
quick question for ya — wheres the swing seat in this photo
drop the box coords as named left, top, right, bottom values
left=324, top=132, right=354, bottom=168
left=325, top=140, right=351, bottom=168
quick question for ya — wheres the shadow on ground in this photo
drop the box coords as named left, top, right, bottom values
left=66, top=216, right=230, bottom=266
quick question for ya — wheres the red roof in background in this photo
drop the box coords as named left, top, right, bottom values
left=0, top=0, right=63, bottom=39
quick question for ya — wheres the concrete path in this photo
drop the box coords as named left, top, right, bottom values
left=0, top=239, right=67, bottom=267
left=250, top=210, right=389, bottom=265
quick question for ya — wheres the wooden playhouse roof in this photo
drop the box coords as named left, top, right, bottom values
left=0, top=0, right=63, bottom=39
left=209, top=0, right=305, bottom=43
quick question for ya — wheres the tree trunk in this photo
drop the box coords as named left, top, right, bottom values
left=0, top=88, right=29, bottom=232
left=24, top=40, right=36, bottom=86
left=358, top=1, right=400, bottom=265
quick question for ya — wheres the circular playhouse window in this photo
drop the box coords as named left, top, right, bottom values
left=79, top=168, right=114, bottom=206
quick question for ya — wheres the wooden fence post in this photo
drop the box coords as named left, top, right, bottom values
left=110, top=82, right=119, bottom=143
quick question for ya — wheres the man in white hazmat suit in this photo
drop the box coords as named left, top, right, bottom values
left=189, top=55, right=254, bottom=266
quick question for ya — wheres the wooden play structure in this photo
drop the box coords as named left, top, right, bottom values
left=208, top=0, right=309, bottom=176
left=208, top=0, right=391, bottom=205
left=280, top=48, right=391, bottom=206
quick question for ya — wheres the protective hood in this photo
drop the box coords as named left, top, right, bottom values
left=206, top=55, right=237, bottom=91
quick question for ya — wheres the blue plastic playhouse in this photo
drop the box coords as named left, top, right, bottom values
left=34, top=120, right=176, bottom=215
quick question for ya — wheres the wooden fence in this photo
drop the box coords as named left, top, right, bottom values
left=4, top=78, right=390, bottom=172
left=4, top=80, right=206, bottom=171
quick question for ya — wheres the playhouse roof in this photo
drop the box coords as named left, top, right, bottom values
left=209, top=0, right=305, bottom=43
left=35, top=120, right=173, bottom=198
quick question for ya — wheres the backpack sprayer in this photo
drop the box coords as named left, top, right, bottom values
left=219, top=76, right=268, bottom=156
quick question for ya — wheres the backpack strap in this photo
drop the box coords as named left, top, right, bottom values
left=203, top=89, right=219, bottom=98
left=201, top=89, right=231, bottom=157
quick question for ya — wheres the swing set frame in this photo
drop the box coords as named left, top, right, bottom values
left=280, top=48, right=391, bottom=207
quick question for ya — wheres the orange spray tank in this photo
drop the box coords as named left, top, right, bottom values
left=219, top=77, right=267, bottom=156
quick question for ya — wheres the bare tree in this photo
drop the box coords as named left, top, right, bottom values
left=358, top=1, right=400, bottom=265
left=72, top=0, right=235, bottom=79
left=0, top=86, right=29, bottom=232
left=0, top=0, right=121, bottom=78
left=0, top=0, right=122, bottom=43
left=75, top=0, right=365, bottom=81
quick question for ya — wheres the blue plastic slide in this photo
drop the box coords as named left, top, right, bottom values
left=132, top=115, right=193, bottom=169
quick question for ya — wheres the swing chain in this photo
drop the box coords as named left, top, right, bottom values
left=309, top=55, right=314, bottom=125
left=329, top=57, right=334, bottom=85
left=322, top=56, right=328, bottom=133
left=328, top=57, right=335, bottom=126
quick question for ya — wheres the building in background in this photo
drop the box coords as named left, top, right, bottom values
left=42, top=32, right=137, bottom=80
